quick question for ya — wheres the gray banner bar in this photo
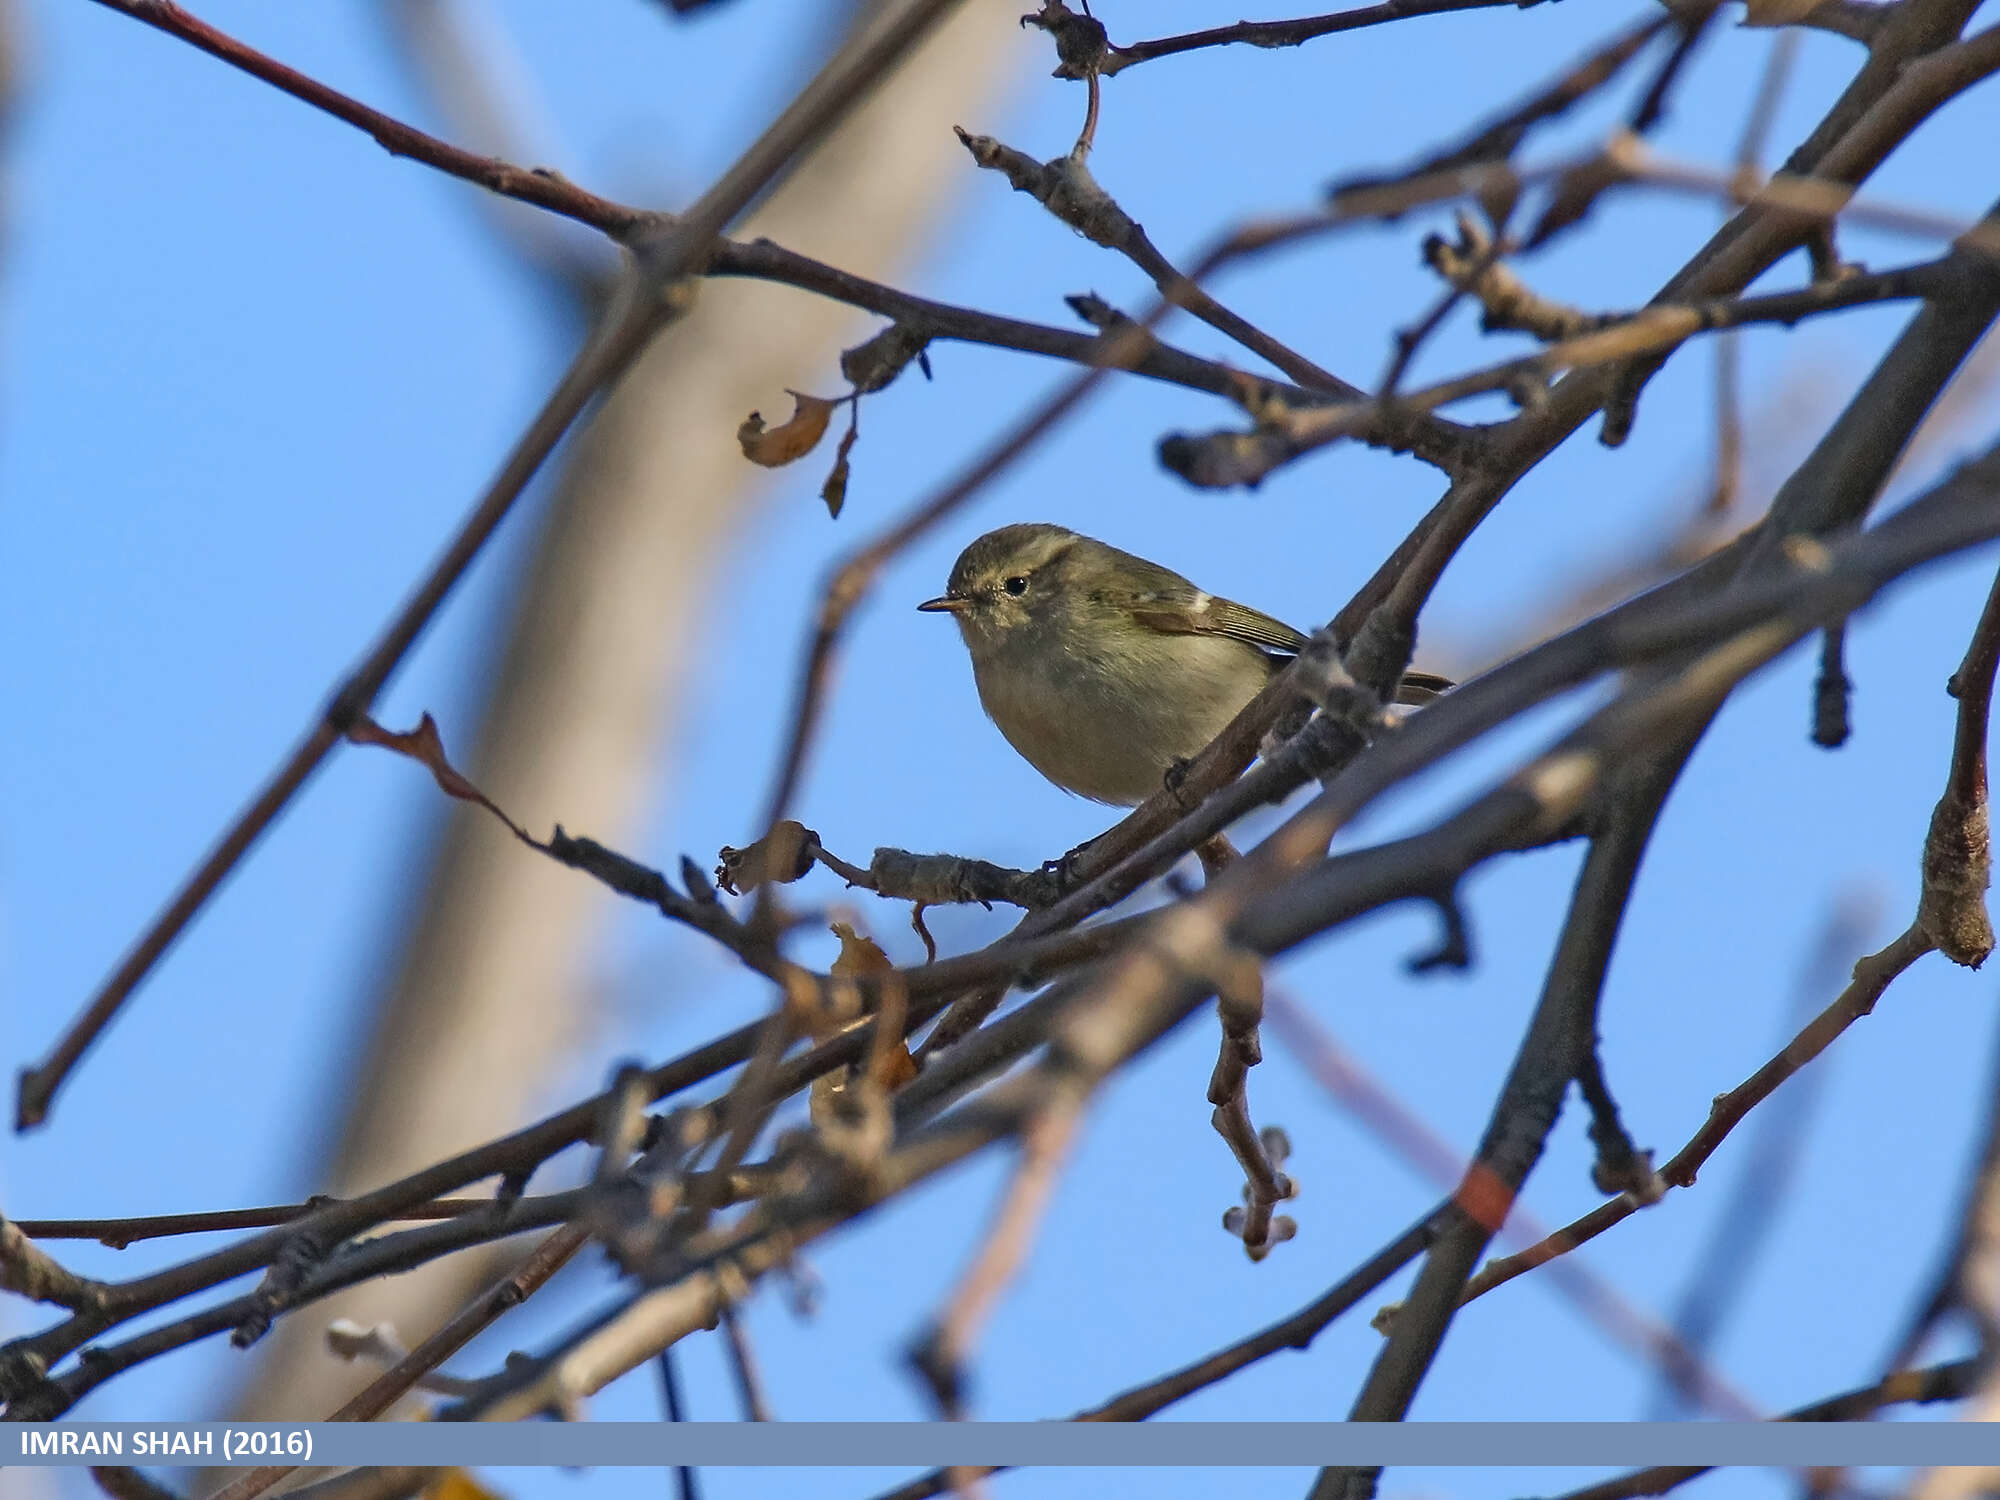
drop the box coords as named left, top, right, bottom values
left=11, top=1424, right=2000, bottom=1472
left=9, top=1422, right=2000, bottom=1467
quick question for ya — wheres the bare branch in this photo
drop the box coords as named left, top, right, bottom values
left=1461, top=927, right=1935, bottom=1306
left=0, top=1217, right=110, bottom=1313
left=13, top=1199, right=500, bottom=1246
left=1093, top=0, right=1528, bottom=76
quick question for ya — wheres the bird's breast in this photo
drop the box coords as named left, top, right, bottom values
left=971, top=628, right=1271, bottom=805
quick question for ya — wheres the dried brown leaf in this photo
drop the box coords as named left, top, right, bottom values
left=830, top=920, right=892, bottom=978
left=821, top=419, right=860, bottom=518
left=347, top=713, right=534, bottom=844
left=737, top=391, right=837, bottom=467
left=871, top=1041, right=919, bottom=1093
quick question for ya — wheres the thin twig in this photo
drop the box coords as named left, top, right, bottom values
left=1462, top=927, right=1935, bottom=1306
left=1334, top=755, right=1695, bottom=1455
left=1178, top=251, right=1982, bottom=488
left=15, top=1199, right=500, bottom=1245
left=1207, top=958, right=1296, bottom=1262
left=955, top=127, right=1370, bottom=402
left=718, top=1302, right=774, bottom=1422
left=659, top=1345, right=700, bottom=1500
left=1710, top=31, right=1801, bottom=516
left=1096, top=0, right=1519, bottom=74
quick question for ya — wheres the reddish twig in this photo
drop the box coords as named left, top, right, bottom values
left=84, top=0, right=643, bottom=236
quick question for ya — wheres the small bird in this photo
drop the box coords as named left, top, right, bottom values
left=919, top=523, right=1450, bottom=807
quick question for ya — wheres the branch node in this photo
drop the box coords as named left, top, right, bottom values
left=864, top=848, right=1064, bottom=910
left=1344, top=608, right=1418, bottom=704
left=1407, top=887, right=1473, bottom=973
left=1578, top=1046, right=1654, bottom=1199
left=716, top=821, right=821, bottom=896
left=1812, top=621, right=1852, bottom=748
left=680, top=855, right=721, bottom=905
left=954, top=128, right=1134, bottom=249
left=1599, top=365, right=1644, bottom=448
left=906, top=1327, right=967, bottom=1419
left=1421, top=211, right=1602, bottom=340
left=1920, top=562, right=2000, bottom=969
left=1020, top=0, right=1113, bottom=80
left=1919, top=786, right=1994, bottom=969
left=230, top=1227, right=331, bottom=1349
left=840, top=323, right=933, bottom=395
left=1157, top=428, right=1279, bottom=490
left=0, top=1216, right=112, bottom=1313
left=0, top=1343, right=50, bottom=1404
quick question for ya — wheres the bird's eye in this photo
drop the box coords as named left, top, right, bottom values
left=1003, top=575, right=1029, bottom=596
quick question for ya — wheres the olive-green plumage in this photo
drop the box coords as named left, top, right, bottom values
left=919, top=523, right=1448, bottom=806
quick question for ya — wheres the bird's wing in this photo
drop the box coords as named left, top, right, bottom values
left=1108, top=566, right=1457, bottom=701
left=1106, top=564, right=1310, bottom=655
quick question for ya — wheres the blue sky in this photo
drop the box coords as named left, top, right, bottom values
left=5, top=1, right=2000, bottom=1498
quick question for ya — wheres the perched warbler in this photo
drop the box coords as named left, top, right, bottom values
left=919, top=522, right=1450, bottom=807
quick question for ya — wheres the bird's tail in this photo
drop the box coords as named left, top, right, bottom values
left=1393, top=669, right=1455, bottom=705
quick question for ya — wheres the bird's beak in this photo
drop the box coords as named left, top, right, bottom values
left=917, top=595, right=967, bottom=614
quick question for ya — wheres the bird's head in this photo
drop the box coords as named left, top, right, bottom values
left=918, top=522, right=1083, bottom=652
